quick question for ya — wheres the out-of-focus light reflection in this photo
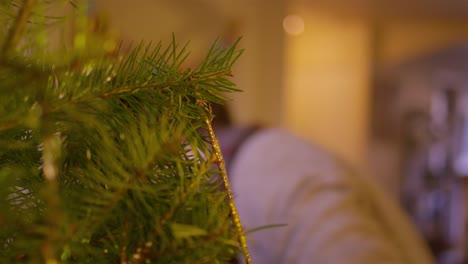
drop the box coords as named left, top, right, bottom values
left=283, top=14, right=304, bottom=36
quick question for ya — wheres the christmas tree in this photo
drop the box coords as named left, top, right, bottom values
left=0, top=0, right=249, bottom=263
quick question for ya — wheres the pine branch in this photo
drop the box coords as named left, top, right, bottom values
left=99, top=69, right=233, bottom=98
left=1, top=0, right=36, bottom=56
left=0, top=2, right=244, bottom=262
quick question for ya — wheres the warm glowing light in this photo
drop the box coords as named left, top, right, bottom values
left=283, top=15, right=304, bottom=36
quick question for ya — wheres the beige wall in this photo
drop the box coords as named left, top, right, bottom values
left=282, top=11, right=372, bottom=172
left=379, top=20, right=468, bottom=66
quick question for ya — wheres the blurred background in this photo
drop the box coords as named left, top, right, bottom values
left=87, top=0, right=468, bottom=262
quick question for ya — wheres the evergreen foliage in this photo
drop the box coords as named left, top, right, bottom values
left=0, top=1, right=243, bottom=263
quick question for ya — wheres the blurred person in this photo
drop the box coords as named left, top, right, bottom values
left=211, top=103, right=435, bottom=264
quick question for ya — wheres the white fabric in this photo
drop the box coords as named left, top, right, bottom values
left=229, top=128, right=434, bottom=264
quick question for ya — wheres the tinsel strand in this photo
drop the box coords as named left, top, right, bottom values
left=203, top=108, right=252, bottom=264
